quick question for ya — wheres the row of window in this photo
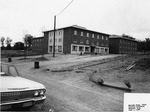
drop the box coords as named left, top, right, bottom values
left=72, top=45, right=109, bottom=53
left=73, top=39, right=108, bottom=47
left=120, top=40, right=137, bottom=45
left=33, top=39, right=42, bottom=42
left=49, top=31, right=63, bottom=36
left=49, top=45, right=62, bottom=52
left=120, top=46, right=136, bottom=50
left=119, top=51, right=136, bottom=54
left=74, top=30, right=108, bottom=40
left=49, top=38, right=62, bottom=43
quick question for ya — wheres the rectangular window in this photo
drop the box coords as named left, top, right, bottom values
left=102, top=36, right=104, bottom=40
left=87, top=33, right=89, bottom=37
left=97, top=35, right=99, bottom=39
left=72, top=46, right=78, bottom=51
left=74, top=30, right=77, bottom=35
left=80, top=39, right=83, bottom=43
left=86, top=40, right=89, bottom=44
left=92, top=34, right=94, bottom=38
left=59, top=31, right=62, bottom=35
left=79, top=46, right=84, bottom=51
left=58, top=45, right=62, bottom=52
left=81, top=32, right=83, bottom=36
left=49, top=46, right=53, bottom=52
left=59, top=38, right=62, bottom=42
left=106, top=37, right=108, bottom=40
left=97, top=42, right=99, bottom=45
left=50, top=39, right=52, bottom=43
left=85, top=47, right=89, bottom=52
left=73, top=38, right=77, bottom=43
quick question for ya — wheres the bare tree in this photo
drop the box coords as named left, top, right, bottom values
left=23, top=34, right=33, bottom=50
left=5, top=37, right=12, bottom=50
left=0, top=36, right=5, bottom=47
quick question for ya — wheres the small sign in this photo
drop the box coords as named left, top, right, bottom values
left=124, top=93, right=150, bottom=112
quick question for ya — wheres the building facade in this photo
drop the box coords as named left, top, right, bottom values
left=43, top=25, right=110, bottom=54
left=109, top=35, right=137, bottom=54
left=32, top=37, right=44, bottom=54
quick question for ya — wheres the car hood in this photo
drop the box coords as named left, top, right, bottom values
left=0, top=76, right=45, bottom=92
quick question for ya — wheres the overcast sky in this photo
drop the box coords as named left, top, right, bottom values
left=1, top=0, right=150, bottom=44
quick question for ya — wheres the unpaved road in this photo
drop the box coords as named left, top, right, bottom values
left=2, top=54, right=150, bottom=112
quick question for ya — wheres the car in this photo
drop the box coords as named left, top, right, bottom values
left=0, top=62, right=46, bottom=110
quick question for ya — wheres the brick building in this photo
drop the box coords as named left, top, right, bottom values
left=32, top=37, right=44, bottom=54
left=42, top=25, right=110, bottom=54
left=109, top=35, right=137, bottom=54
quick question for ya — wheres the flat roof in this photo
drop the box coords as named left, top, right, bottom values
left=43, top=25, right=110, bottom=36
left=110, top=35, right=137, bottom=42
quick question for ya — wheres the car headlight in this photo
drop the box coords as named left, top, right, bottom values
left=40, top=89, right=46, bottom=95
left=34, top=91, right=39, bottom=96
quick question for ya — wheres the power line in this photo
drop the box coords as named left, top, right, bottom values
left=57, top=0, right=74, bottom=16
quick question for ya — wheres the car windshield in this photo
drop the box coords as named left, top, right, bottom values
left=0, top=64, right=19, bottom=77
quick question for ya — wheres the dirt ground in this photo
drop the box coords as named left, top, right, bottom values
left=1, top=53, right=150, bottom=112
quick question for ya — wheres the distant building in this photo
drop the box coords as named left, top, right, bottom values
left=109, top=35, right=137, bottom=54
left=32, top=37, right=44, bottom=54
left=42, top=25, right=110, bottom=54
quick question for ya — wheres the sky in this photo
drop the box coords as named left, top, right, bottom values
left=1, top=0, right=150, bottom=44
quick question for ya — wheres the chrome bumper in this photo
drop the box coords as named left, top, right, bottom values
left=0, top=95, right=46, bottom=110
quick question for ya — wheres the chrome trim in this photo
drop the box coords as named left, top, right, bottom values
left=0, top=95, right=46, bottom=106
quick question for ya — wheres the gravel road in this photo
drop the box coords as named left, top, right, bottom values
left=3, top=54, right=149, bottom=112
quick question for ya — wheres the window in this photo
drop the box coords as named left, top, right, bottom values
left=92, top=34, right=94, bottom=38
left=74, top=30, right=77, bottom=35
left=97, top=42, right=99, bottom=45
left=50, top=39, right=52, bottom=43
left=106, top=37, right=108, bottom=40
left=59, top=38, right=62, bottom=42
left=85, top=47, right=89, bottom=52
left=49, top=46, right=53, bottom=52
left=97, top=35, right=99, bottom=39
left=102, top=36, right=104, bottom=40
left=58, top=45, right=62, bottom=52
left=50, top=32, right=53, bottom=36
left=81, top=32, right=83, bottom=36
left=87, top=33, right=89, bottom=37
left=72, top=46, right=78, bottom=51
left=73, top=38, right=77, bottom=43
left=92, top=41, right=94, bottom=45
left=59, top=31, right=62, bottom=35
left=80, top=39, right=83, bottom=43
left=86, top=40, right=89, bottom=44
left=79, top=46, right=84, bottom=51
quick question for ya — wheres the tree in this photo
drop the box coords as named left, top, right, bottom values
left=13, top=42, right=25, bottom=50
left=23, top=34, right=33, bottom=50
left=137, top=38, right=150, bottom=53
left=145, top=38, right=150, bottom=51
left=0, top=36, right=5, bottom=50
left=5, top=37, right=12, bottom=50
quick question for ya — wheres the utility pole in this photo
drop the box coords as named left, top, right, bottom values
left=52, top=0, right=73, bottom=57
left=53, top=15, right=56, bottom=57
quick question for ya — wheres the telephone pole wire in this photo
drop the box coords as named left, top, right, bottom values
left=53, top=0, right=74, bottom=57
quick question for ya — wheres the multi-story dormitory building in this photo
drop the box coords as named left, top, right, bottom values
left=34, top=25, right=110, bottom=54
left=32, top=25, right=137, bottom=55
left=109, top=35, right=137, bottom=54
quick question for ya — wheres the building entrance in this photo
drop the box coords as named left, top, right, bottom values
left=91, top=46, right=95, bottom=53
